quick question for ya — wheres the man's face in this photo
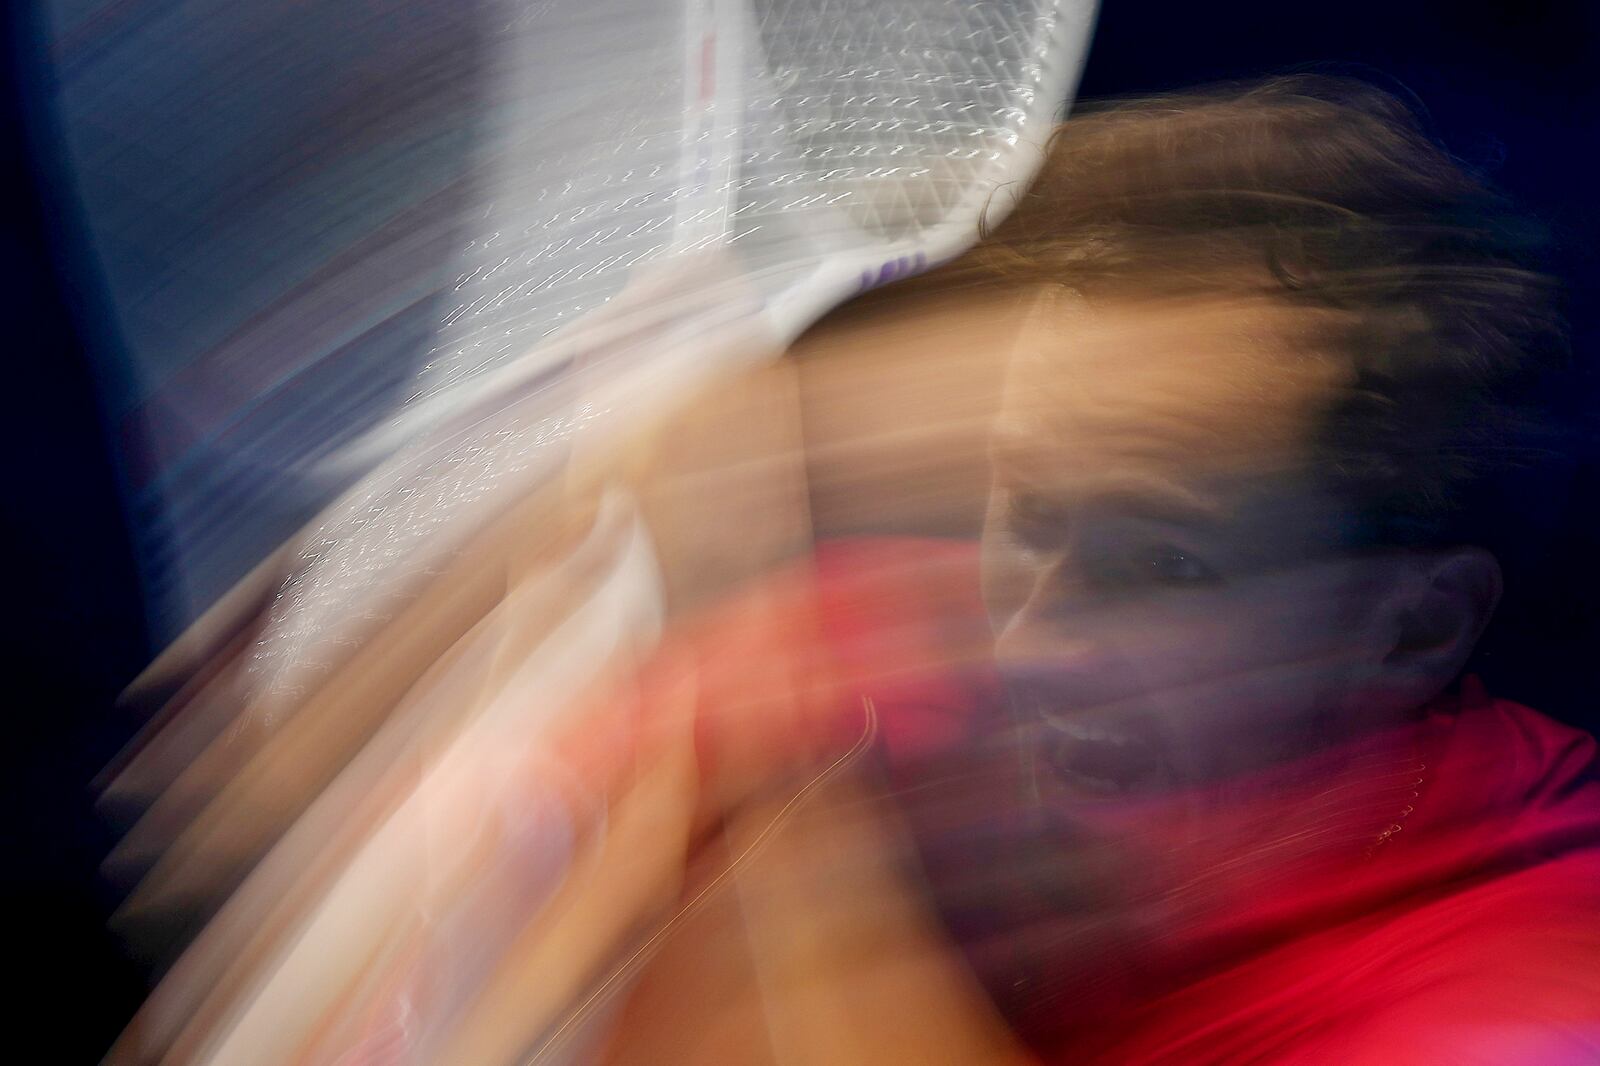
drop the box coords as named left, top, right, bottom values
left=981, top=294, right=1404, bottom=801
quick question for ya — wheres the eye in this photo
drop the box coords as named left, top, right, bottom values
left=1143, top=544, right=1219, bottom=587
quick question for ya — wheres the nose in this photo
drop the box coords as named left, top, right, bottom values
left=993, top=562, right=1101, bottom=666
left=993, top=613, right=1101, bottom=673
left=990, top=549, right=1125, bottom=681
left=991, top=581, right=1154, bottom=739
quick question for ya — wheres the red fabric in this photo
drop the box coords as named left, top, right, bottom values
left=582, top=537, right=1600, bottom=1062
left=808, top=538, right=1600, bottom=1065
left=1072, top=680, right=1600, bottom=1065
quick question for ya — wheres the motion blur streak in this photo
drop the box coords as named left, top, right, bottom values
left=61, top=2, right=1600, bottom=1061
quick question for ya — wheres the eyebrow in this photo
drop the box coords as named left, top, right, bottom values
left=998, top=463, right=1224, bottom=529
left=1078, top=480, right=1225, bottom=527
left=988, top=420, right=1231, bottom=525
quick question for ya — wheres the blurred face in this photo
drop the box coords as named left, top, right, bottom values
left=982, top=294, right=1408, bottom=801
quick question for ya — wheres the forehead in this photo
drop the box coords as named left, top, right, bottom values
left=996, top=294, right=1354, bottom=491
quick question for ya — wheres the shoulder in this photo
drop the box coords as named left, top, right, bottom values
left=1301, top=889, right=1600, bottom=1065
left=1316, top=689, right=1600, bottom=1063
left=1417, top=679, right=1600, bottom=857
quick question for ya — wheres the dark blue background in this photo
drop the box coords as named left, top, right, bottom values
left=3, top=1, right=1597, bottom=1058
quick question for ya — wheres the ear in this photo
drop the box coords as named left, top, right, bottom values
left=1376, top=546, right=1502, bottom=708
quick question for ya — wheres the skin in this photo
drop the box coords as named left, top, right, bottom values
left=432, top=289, right=1503, bottom=1064
left=979, top=290, right=1492, bottom=799
left=904, top=288, right=1505, bottom=1044
left=113, top=280, right=1505, bottom=1066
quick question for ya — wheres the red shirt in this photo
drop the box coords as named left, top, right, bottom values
left=583, top=537, right=1600, bottom=1063
left=800, top=538, right=1600, bottom=1064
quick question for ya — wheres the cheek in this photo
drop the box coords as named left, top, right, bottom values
left=1117, top=572, right=1383, bottom=730
left=1100, top=563, right=1376, bottom=697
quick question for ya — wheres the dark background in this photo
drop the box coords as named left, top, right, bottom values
left=4, top=0, right=1597, bottom=1059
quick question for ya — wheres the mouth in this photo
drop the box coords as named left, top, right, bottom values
left=1034, top=710, right=1173, bottom=797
